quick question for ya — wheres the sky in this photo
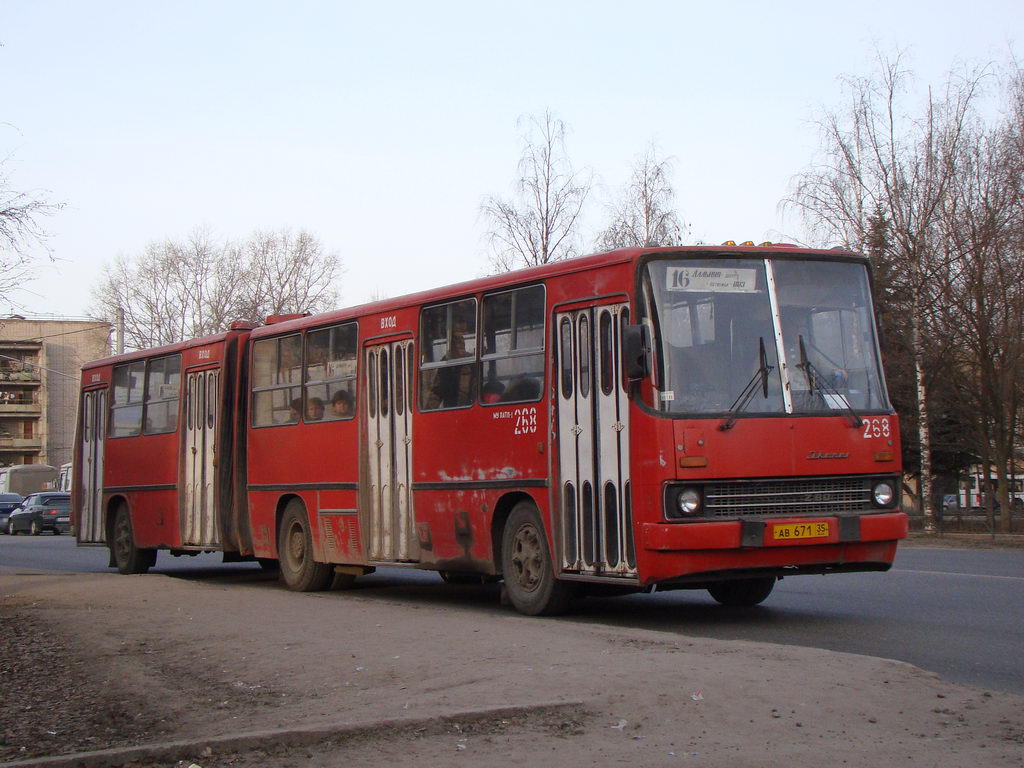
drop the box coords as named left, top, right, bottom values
left=1, top=0, right=1019, bottom=320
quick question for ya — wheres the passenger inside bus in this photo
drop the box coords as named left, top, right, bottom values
left=428, top=332, right=476, bottom=408
left=305, top=397, right=324, bottom=421
left=330, top=390, right=352, bottom=418
left=482, top=380, right=505, bottom=403
left=502, top=376, right=540, bottom=402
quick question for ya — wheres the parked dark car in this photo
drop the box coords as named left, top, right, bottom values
left=0, top=493, right=24, bottom=533
left=7, top=492, right=70, bottom=535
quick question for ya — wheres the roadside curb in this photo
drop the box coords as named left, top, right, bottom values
left=0, top=700, right=586, bottom=768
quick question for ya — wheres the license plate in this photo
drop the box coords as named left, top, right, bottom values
left=57, top=517, right=69, bottom=522
left=772, top=521, right=830, bottom=541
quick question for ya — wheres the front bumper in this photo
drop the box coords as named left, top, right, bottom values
left=637, top=511, right=907, bottom=585
left=641, top=511, right=906, bottom=550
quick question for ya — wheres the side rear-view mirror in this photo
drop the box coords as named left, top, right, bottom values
left=622, top=324, right=651, bottom=381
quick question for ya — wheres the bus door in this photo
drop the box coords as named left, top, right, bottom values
left=183, top=368, right=219, bottom=546
left=78, top=388, right=107, bottom=543
left=556, top=304, right=636, bottom=577
left=364, top=340, right=417, bottom=562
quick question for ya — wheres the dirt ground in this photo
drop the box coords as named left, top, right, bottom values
left=1, top=547, right=1023, bottom=768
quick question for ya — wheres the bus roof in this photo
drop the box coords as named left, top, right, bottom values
left=81, top=328, right=245, bottom=371
left=82, top=244, right=864, bottom=358
left=248, top=244, right=863, bottom=339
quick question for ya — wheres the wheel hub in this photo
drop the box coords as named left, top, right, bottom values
left=510, top=524, right=543, bottom=592
left=285, top=524, right=306, bottom=568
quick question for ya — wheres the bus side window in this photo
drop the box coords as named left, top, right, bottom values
left=480, top=284, right=544, bottom=405
left=419, top=298, right=478, bottom=411
left=110, top=361, right=145, bottom=437
left=305, top=322, right=358, bottom=421
left=143, top=354, right=181, bottom=434
left=252, top=336, right=302, bottom=426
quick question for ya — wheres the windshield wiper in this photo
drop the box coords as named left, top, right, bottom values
left=720, top=337, right=773, bottom=431
left=797, top=336, right=863, bottom=427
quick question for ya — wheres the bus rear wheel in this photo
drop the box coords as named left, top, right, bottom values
left=278, top=501, right=332, bottom=592
left=501, top=502, right=574, bottom=616
left=707, top=577, right=776, bottom=606
left=111, top=504, right=156, bottom=575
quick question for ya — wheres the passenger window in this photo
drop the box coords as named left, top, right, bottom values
left=251, top=336, right=303, bottom=427
left=304, top=323, right=357, bottom=421
left=419, top=298, right=478, bottom=410
left=143, top=354, right=181, bottom=435
left=110, top=361, right=145, bottom=437
left=480, top=285, right=545, bottom=405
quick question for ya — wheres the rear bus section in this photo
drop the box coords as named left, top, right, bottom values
left=72, top=327, right=253, bottom=572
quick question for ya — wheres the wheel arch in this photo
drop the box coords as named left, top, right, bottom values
left=104, top=494, right=130, bottom=543
left=490, top=490, right=543, bottom=575
left=273, top=493, right=305, bottom=557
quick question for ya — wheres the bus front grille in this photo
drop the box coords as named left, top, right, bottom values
left=703, top=477, right=873, bottom=518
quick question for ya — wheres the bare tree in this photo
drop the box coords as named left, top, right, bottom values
left=0, top=150, right=62, bottom=300
left=227, top=229, right=340, bottom=323
left=786, top=51, right=984, bottom=532
left=482, top=110, right=591, bottom=272
left=90, top=228, right=341, bottom=350
left=596, top=146, right=687, bottom=249
left=937, top=67, right=1024, bottom=532
left=90, top=228, right=232, bottom=349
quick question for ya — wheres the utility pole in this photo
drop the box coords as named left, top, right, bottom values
left=116, top=306, right=124, bottom=355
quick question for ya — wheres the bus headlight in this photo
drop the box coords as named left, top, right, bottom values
left=872, top=481, right=895, bottom=507
left=676, top=487, right=703, bottom=517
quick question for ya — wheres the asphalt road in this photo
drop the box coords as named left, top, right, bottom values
left=2, top=533, right=1022, bottom=696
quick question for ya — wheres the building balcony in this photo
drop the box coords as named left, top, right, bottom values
left=0, top=402, right=42, bottom=416
left=0, top=372, right=41, bottom=385
left=0, top=341, right=42, bottom=354
left=0, top=437, right=42, bottom=450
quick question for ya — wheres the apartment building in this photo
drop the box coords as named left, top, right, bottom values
left=0, top=316, right=111, bottom=469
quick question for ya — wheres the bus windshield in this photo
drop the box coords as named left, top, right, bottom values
left=642, top=256, right=888, bottom=416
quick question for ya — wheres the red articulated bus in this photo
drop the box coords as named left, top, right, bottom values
left=72, top=245, right=907, bottom=615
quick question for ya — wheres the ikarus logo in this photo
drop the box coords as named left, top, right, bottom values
left=806, top=450, right=850, bottom=460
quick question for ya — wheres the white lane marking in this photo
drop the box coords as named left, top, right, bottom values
left=893, top=568, right=1024, bottom=581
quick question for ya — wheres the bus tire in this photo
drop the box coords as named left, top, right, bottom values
left=501, top=502, right=574, bottom=616
left=707, top=577, right=776, bottom=606
left=278, top=500, right=332, bottom=592
left=111, top=504, right=156, bottom=575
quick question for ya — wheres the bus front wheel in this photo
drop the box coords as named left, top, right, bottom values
left=501, top=502, right=574, bottom=616
left=278, top=500, right=332, bottom=592
left=111, top=504, right=156, bottom=575
left=707, top=577, right=776, bottom=606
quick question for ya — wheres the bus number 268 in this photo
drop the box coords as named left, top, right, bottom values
left=514, top=407, right=537, bottom=435
left=863, top=417, right=891, bottom=439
